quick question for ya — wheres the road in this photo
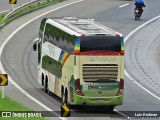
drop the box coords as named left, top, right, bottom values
left=125, top=18, right=160, bottom=98
left=0, top=0, right=160, bottom=119
left=0, top=0, right=31, bottom=13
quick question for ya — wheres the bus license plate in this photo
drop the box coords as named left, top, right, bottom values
left=96, top=99, right=104, bottom=102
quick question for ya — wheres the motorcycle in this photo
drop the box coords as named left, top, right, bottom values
left=134, top=8, right=142, bottom=20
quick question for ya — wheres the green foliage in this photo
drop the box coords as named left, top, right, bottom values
left=0, top=92, right=46, bottom=120
left=0, top=13, right=9, bottom=25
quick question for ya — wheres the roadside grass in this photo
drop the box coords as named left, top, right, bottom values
left=0, top=0, right=64, bottom=26
left=0, top=91, right=46, bottom=120
left=0, top=14, right=9, bottom=25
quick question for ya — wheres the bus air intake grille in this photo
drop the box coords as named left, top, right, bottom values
left=82, top=64, right=118, bottom=82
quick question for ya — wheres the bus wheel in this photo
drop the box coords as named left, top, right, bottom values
left=62, top=92, right=66, bottom=105
left=62, top=89, right=68, bottom=105
left=41, top=73, right=44, bottom=86
left=44, top=78, right=48, bottom=93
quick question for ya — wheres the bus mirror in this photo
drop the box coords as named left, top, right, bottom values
left=33, top=38, right=40, bottom=51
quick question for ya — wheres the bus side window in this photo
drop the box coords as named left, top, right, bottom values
left=67, top=35, right=75, bottom=54
left=43, top=23, right=75, bottom=55
left=39, top=18, right=46, bottom=40
left=42, top=56, right=62, bottom=78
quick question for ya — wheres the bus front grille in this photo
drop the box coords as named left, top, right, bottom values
left=82, top=64, right=118, bottom=82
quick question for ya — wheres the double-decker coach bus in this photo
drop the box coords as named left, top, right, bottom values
left=33, top=17, right=124, bottom=110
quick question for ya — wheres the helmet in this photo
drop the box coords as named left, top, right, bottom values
left=135, top=0, right=144, bottom=4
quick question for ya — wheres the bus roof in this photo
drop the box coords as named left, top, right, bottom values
left=47, top=17, right=122, bottom=36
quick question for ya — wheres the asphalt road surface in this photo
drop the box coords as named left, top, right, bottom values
left=1, top=0, right=160, bottom=119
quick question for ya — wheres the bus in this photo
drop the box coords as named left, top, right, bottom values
left=33, top=17, right=124, bottom=109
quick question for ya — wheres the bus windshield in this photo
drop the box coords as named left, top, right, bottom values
left=80, top=36, right=121, bottom=53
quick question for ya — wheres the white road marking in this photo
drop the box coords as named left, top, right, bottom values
left=0, top=0, right=84, bottom=119
left=114, top=15, right=160, bottom=116
left=124, top=15, right=160, bottom=101
left=114, top=109, right=127, bottom=117
left=119, top=3, right=130, bottom=8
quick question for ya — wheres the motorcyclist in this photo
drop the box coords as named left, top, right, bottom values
left=135, top=0, right=146, bottom=15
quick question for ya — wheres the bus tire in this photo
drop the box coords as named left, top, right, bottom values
left=62, top=89, right=68, bottom=105
left=42, top=73, right=44, bottom=86
left=62, top=92, right=65, bottom=105
left=44, top=76, right=52, bottom=95
left=44, top=76, right=48, bottom=93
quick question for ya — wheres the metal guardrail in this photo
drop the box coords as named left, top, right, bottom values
left=3, top=0, right=48, bottom=19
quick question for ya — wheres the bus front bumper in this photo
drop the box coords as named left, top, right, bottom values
left=73, top=93, right=123, bottom=106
